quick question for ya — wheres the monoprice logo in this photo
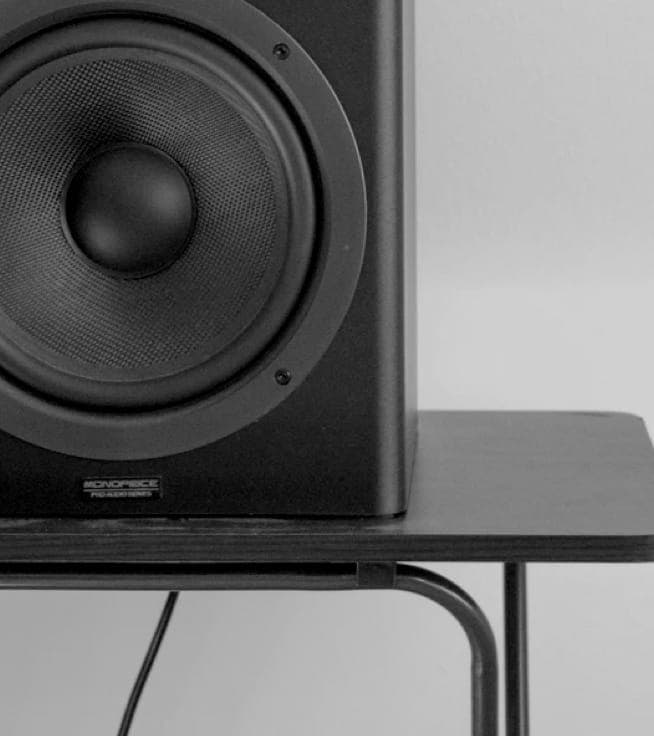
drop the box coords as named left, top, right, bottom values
left=82, top=477, right=162, bottom=500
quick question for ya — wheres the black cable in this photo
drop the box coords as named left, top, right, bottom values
left=117, top=592, right=180, bottom=736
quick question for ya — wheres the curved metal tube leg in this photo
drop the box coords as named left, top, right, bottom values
left=504, top=563, right=530, bottom=736
left=394, top=564, right=498, bottom=736
left=5, top=561, right=499, bottom=736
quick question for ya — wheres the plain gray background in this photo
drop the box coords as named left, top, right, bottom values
left=3, top=0, right=654, bottom=733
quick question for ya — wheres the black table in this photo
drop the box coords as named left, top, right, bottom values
left=2, top=411, right=654, bottom=736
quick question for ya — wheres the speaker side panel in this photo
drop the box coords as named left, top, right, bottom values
left=402, top=0, right=419, bottom=497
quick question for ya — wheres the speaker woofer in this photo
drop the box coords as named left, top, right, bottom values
left=0, top=18, right=316, bottom=409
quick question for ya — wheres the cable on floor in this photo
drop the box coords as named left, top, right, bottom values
left=117, top=591, right=180, bottom=736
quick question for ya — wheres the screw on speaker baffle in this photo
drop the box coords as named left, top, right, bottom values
left=275, top=369, right=292, bottom=386
left=273, top=43, right=290, bottom=61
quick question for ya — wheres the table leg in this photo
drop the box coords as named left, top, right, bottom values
left=391, top=564, right=498, bottom=736
left=0, top=562, right=499, bottom=736
left=504, top=562, right=530, bottom=736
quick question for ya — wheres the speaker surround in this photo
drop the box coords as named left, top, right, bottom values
left=0, top=0, right=415, bottom=517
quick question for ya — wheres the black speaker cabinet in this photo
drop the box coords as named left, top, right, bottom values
left=0, top=0, right=416, bottom=517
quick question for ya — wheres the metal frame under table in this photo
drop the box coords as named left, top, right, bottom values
left=2, top=410, right=654, bottom=736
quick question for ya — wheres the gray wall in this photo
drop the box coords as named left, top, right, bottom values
left=2, top=1, right=654, bottom=733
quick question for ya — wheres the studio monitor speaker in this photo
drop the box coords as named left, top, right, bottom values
left=0, top=0, right=416, bottom=517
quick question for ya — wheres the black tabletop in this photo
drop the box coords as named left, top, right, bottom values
left=1, top=411, right=653, bottom=566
